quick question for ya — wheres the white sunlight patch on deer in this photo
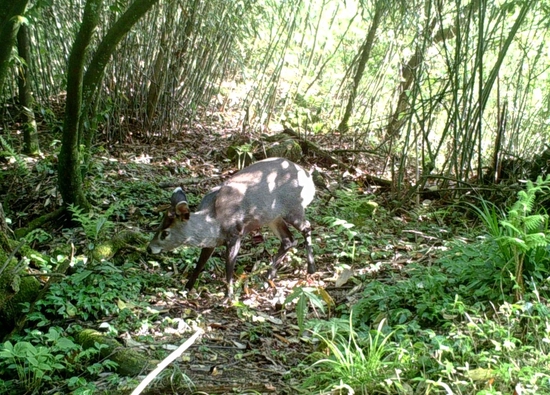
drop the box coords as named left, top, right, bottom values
left=267, top=171, right=278, bottom=192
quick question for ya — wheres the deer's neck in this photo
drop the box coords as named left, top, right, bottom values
left=179, top=211, right=223, bottom=248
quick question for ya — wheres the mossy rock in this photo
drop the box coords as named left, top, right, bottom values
left=92, top=230, right=149, bottom=262
left=75, top=329, right=149, bottom=376
left=0, top=256, right=41, bottom=339
left=265, top=139, right=302, bottom=161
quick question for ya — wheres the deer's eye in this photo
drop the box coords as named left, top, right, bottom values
left=159, top=230, right=170, bottom=240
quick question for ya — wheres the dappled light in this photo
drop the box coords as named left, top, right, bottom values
left=2, top=0, right=550, bottom=394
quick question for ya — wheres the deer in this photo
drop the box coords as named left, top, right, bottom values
left=147, top=157, right=316, bottom=297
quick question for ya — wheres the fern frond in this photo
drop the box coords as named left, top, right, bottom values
left=523, top=215, right=546, bottom=233
left=499, top=220, right=522, bottom=235
left=524, top=233, right=549, bottom=249
left=498, top=235, right=528, bottom=251
left=0, top=135, right=30, bottom=176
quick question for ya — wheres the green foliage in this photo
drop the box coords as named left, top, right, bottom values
left=467, top=176, right=550, bottom=299
left=324, top=185, right=378, bottom=227
left=350, top=234, right=535, bottom=330
left=407, top=298, right=550, bottom=394
left=24, top=229, right=53, bottom=245
left=227, top=143, right=254, bottom=169
left=110, top=180, right=169, bottom=221
left=285, top=286, right=326, bottom=334
left=31, top=260, right=143, bottom=322
left=352, top=262, right=456, bottom=328
left=232, top=304, right=273, bottom=343
left=301, top=296, right=550, bottom=394
left=0, top=135, right=29, bottom=178
left=0, top=327, right=109, bottom=395
left=317, top=186, right=377, bottom=264
left=0, top=340, right=64, bottom=393
left=438, top=241, right=512, bottom=301
left=301, top=317, right=401, bottom=394
left=68, top=204, right=117, bottom=245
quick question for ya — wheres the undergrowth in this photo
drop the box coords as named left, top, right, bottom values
left=295, top=178, right=550, bottom=394
left=3, top=160, right=550, bottom=394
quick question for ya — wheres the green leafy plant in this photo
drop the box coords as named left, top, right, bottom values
left=0, top=135, right=30, bottom=178
left=227, top=143, right=254, bottom=169
left=325, top=185, right=378, bottom=227
left=411, top=296, right=550, bottom=394
left=32, top=261, right=143, bottom=321
left=68, top=204, right=117, bottom=246
left=317, top=186, right=376, bottom=264
left=285, top=286, right=326, bottom=334
left=352, top=263, right=456, bottom=328
left=438, top=240, right=510, bottom=302
left=467, top=176, right=550, bottom=300
left=0, top=340, right=64, bottom=393
left=0, top=327, right=118, bottom=394
left=301, top=317, right=400, bottom=394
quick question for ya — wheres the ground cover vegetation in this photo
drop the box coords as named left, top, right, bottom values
left=1, top=0, right=550, bottom=393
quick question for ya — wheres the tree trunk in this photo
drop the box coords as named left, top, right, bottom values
left=0, top=0, right=29, bottom=92
left=337, top=1, right=384, bottom=132
left=145, top=46, right=166, bottom=125
left=17, top=23, right=40, bottom=156
left=474, top=0, right=534, bottom=122
left=80, top=0, right=161, bottom=166
left=57, top=0, right=104, bottom=210
left=386, top=17, right=434, bottom=139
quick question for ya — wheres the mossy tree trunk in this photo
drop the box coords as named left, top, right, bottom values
left=80, top=0, right=161, bottom=171
left=57, top=0, right=103, bottom=210
left=17, top=23, right=40, bottom=156
left=0, top=0, right=29, bottom=93
left=0, top=204, right=41, bottom=341
left=58, top=0, right=162, bottom=209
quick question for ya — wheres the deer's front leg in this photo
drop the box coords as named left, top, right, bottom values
left=225, top=237, right=242, bottom=298
left=185, top=247, right=215, bottom=291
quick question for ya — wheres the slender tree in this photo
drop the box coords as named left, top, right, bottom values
left=17, top=23, right=40, bottom=155
left=0, top=0, right=29, bottom=93
left=58, top=0, right=160, bottom=209
left=80, top=0, right=161, bottom=156
left=57, top=0, right=103, bottom=210
left=337, top=0, right=385, bottom=132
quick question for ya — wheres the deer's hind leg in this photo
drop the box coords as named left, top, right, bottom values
left=268, top=217, right=296, bottom=279
left=285, top=210, right=316, bottom=274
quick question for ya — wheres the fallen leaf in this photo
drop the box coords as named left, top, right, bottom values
left=335, top=268, right=353, bottom=287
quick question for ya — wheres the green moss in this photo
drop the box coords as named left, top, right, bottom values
left=0, top=257, right=41, bottom=339
left=75, top=329, right=149, bottom=376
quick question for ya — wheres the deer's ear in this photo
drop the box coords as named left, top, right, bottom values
left=157, top=209, right=176, bottom=230
left=171, top=187, right=188, bottom=207
left=175, top=201, right=190, bottom=221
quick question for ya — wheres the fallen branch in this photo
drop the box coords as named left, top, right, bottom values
left=282, top=128, right=347, bottom=168
left=131, top=327, right=205, bottom=395
left=14, top=207, right=65, bottom=239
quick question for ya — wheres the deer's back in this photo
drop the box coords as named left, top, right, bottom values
left=201, top=158, right=315, bottom=232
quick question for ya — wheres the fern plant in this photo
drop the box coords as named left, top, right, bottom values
left=68, top=204, right=117, bottom=254
left=469, top=176, right=550, bottom=300
left=0, top=135, right=30, bottom=177
left=498, top=177, right=550, bottom=300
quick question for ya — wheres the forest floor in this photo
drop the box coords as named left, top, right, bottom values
left=2, top=115, right=456, bottom=394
